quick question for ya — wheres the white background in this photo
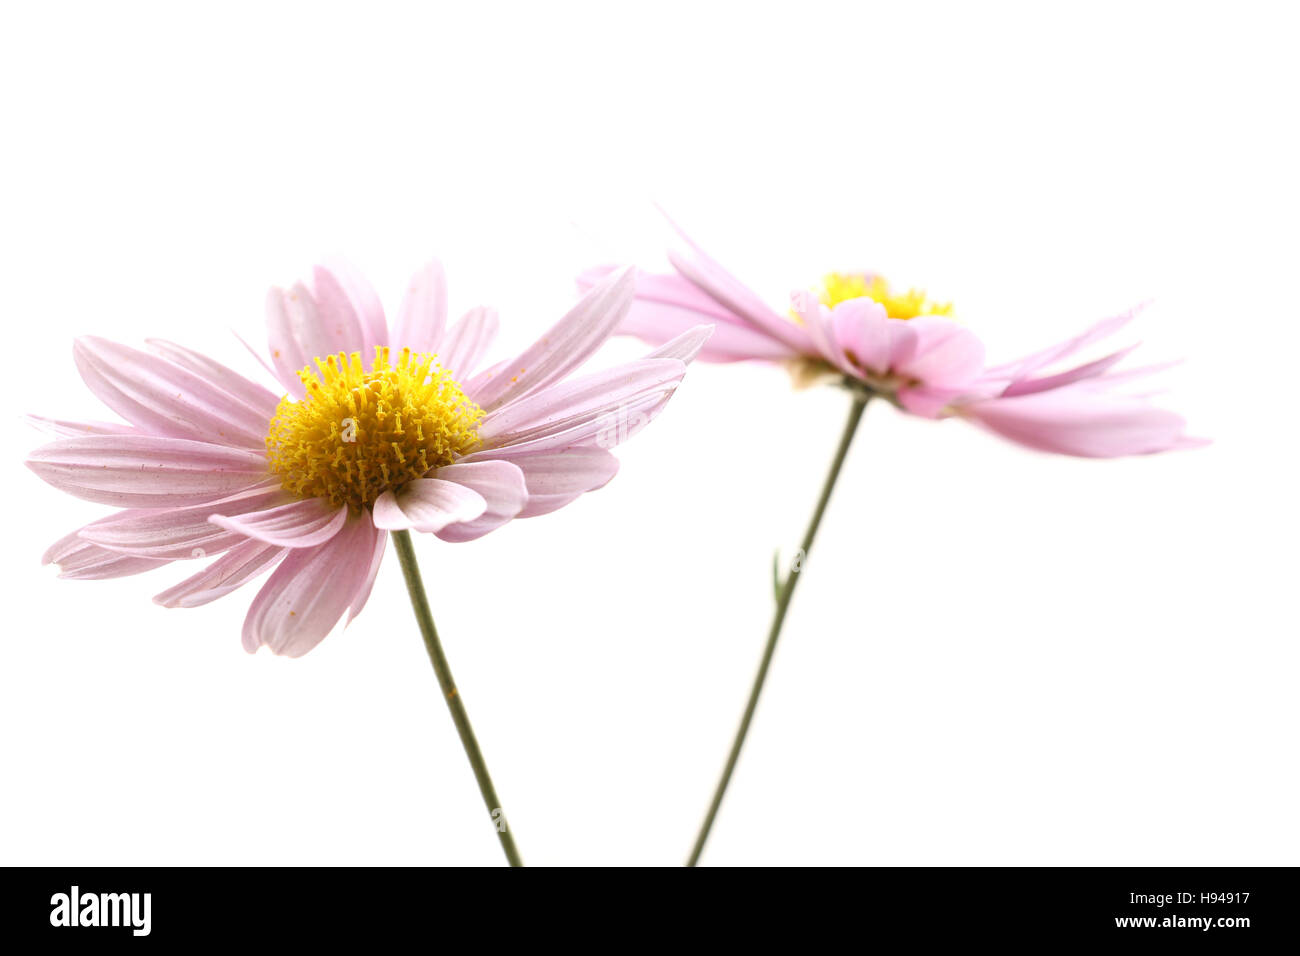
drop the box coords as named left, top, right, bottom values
left=2, top=1, right=1296, bottom=866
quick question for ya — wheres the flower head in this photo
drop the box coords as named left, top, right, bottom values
left=578, top=220, right=1203, bottom=458
left=28, top=261, right=709, bottom=656
left=265, top=348, right=484, bottom=510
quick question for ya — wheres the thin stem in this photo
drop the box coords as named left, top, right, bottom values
left=687, top=392, right=870, bottom=867
left=391, top=529, right=523, bottom=867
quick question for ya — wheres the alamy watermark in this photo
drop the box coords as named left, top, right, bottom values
left=594, top=406, right=649, bottom=450
left=50, top=885, right=151, bottom=936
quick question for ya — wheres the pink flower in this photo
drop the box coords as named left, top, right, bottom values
left=579, top=225, right=1203, bottom=458
left=28, top=261, right=709, bottom=656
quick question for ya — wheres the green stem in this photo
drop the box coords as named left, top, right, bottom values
left=687, top=392, right=869, bottom=867
left=391, top=529, right=524, bottom=867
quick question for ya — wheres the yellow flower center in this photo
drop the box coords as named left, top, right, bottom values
left=265, top=347, right=483, bottom=510
left=818, top=272, right=953, bottom=319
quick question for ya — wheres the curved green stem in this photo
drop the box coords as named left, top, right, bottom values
left=391, top=529, right=523, bottom=867
left=687, top=393, right=869, bottom=866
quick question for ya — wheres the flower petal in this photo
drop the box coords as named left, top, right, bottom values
left=153, top=538, right=288, bottom=608
left=390, top=259, right=448, bottom=354
left=791, top=290, right=850, bottom=372
left=467, top=267, right=635, bottom=412
left=999, top=344, right=1140, bottom=397
left=507, top=447, right=620, bottom=518
left=662, top=215, right=812, bottom=353
left=318, top=257, right=388, bottom=354
left=513, top=492, right=582, bottom=519
left=437, top=306, right=499, bottom=380
left=345, top=526, right=388, bottom=624
left=78, top=482, right=285, bottom=558
left=830, top=298, right=911, bottom=375
left=470, top=388, right=672, bottom=459
left=371, top=479, right=488, bottom=533
left=897, top=384, right=967, bottom=418
left=578, top=265, right=794, bottom=363
left=144, top=338, right=281, bottom=419
left=429, top=460, right=529, bottom=543
left=476, top=358, right=686, bottom=449
left=44, top=522, right=172, bottom=579
left=27, top=436, right=271, bottom=507
left=265, top=285, right=311, bottom=395
left=232, top=326, right=286, bottom=390
left=895, top=317, right=986, bottom=388
left=265, top=276, right=372, bottom=396
left=241, top=511, right=382, bottom=657
left=963, top=386, right=1198, bottom=457
left=23, top=415, right=137, bottom=439
left=208, top=496, right=349, bottom=549
left=642, top=324, right=716, bottom=363
left=987, top=307, right=1142, bottom=380
left=73, top=336, right=271, bottom=447
left=56, top=550, right=171, bottom=580
left=308, top=264, right=368, bottom=355
left=578, top=265, right=737, bottom=323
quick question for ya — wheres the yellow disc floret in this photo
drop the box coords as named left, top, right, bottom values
left=265, top=347, right=483, bottom=510
left=818, top=272, right=953, bottom=319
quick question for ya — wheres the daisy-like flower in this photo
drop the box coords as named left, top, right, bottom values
left=579, top=225, right=1203, bottom=458
left=28, top=261, right=709, bottom=658
left=579, top=220, right=1204, bottom=866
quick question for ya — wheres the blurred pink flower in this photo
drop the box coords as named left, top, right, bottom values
left=29, top=262, right=708, bottom=656
left=580, top=227, right=1203, bottom=458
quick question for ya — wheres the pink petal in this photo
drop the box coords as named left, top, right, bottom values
left=28, top=436, right=271, bottom=508
left=144, top=338, right=281, bottom=418
left=508, top=447, right=620, bottom=518
left=44, top=522, right=172, bottom=579
left=23, top=415, right=137, bottom=438
left=44, top=518, right=115, bottom=566
left=894, top=317, right=986, bottom=389
left=830, top=299, right=911, bottom=375
left=241, top=511, right=381, bottom=657
left=437, top=306, right=499, bottom=380
left=287, top=277, right=360, bottom=365
left=578, top=265, right=739, bottom=324
left=309, top=265, right=368, bottom=356
left=1000, top=344, right=1140, bottom=397
left=430, top=460, right=529, bottom=543
left=318, top=257, right=388, bottom=354
left=963, top=386, right=1198, bottom=458
left=897, top=385, right=966, bottom=419
left=78, top=482, right=285, bottom=558
left=265, top=269, right=378, bottom=396
left=371, top=478, right=488, bottom=533
left=232, top=326, right=286, bottom=391
left=791, top=290, right=850, bottom=372
left=476, top=358, right=687, bottom=449
left=472, top=388, right=671, bottom=459
left=630, top=303, right=778, bottom=362
left=390, top=259, right=448, bottom=354
left=642, top=325, right=716, bottom=363
left=627, top=299, right=792, bottom=362
left=1084, top=359, right=1185, bottom=390
left=57, top=550, right=171, bottom=580
left=345, top=526, right=388, bottom=624
left=987, top=307, right=1142, bottom=380
left=153, top=539, right=287, bottom=608
left=74, top=336, right=271, bottom=447
left=662, top=214, right=811, bottom=353
left=208, top=496, right=349, bottom=548
left=514, top=492, right=582, bottom=519
left=265, top=283, right=315, bottom=395
left=467, top=267, right=636, bottom=412
left=578, top=266, right=795, bottom=363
